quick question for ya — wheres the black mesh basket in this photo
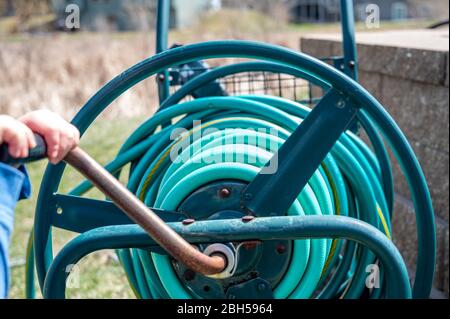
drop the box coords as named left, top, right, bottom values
left=167, top=62, right=331, bottom=108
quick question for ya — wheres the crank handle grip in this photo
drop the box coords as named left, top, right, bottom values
left=0, top=133, right=47, bottom=165
left=0, top=134, right=226, bottom=276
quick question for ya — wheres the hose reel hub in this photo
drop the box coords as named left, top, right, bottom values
left=173, top=181, right=292, bottom=298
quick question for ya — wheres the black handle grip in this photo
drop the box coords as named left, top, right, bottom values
left=0, top=134, right=47, bottom=164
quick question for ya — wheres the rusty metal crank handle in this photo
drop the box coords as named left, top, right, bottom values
left=0, top=137, right=226, bottom=276
left=64, top=147, right=227, bottom=276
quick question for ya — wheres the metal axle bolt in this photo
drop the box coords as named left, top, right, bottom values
left=276, top=243, right=287, bottom=254
left=218, top=188, right=231, bottom=198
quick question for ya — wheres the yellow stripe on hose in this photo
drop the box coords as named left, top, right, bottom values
left=320, top=163, right=341, bottom=277
left=377, top=204, right=392, bottom=240
left=140, top=149, right=172, bottom=200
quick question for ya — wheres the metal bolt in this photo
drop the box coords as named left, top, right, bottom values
left=257, top=283, right=267, bottom=291
left=349, top=60, right=356, bottom=68
left=243, top=241, right=260, bottom=250
left=182, top=218, right=195, bottom=226
left=218, top=188, right=231, bottom=198
left=183, top=269, right=196, bottom=281
left=242, top=215, right=255, bottom=223
left=203, top=286, right=211, bottom=292
left=276, top=243, right=287, bottom=254
left=56, top=206, right=63, bottom=215
left=336, top=99, right=346, bottom=109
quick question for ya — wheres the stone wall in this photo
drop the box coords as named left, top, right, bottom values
left=301, top=29, right=449, bottom=296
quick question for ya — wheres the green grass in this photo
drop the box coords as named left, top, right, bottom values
left=9, top=117, right=145, bottom=299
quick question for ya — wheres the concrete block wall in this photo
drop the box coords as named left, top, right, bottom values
left=300, top=29, right=449, bottom=296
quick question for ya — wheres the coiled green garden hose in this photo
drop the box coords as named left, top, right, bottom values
left=67, top=95, right=392, bottom=299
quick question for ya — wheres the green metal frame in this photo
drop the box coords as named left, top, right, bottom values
left=24, top=0, right=436, bottom=300
left=43, top=216, right=410, bottom=299
left=155, top=0, right=359, bottom=102
left=29, top=41, right=435, bottom=299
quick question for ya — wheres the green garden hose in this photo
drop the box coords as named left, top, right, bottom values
left=68, top=95, right=392, bottom=299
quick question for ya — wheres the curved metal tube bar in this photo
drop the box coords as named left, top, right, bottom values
left=43, top=215, right=411, bottom=299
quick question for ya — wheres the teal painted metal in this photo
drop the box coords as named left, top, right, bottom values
left=51, top=195, right=185, bottom=233
left=340, top=0, right=359, bottom=81
left=340, top=0, right=360, bottom=134
left=242, top=89, right=358, bottom=216
left=30, top=41, right=435, bottom=299
left=156, top=0, right=171, bottom=103
left=42, top=216, right=411, bottom=299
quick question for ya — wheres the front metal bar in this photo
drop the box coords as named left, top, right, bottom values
left=156, top=0, right=171, bottom=103
left=340, top=0, right=359, bottom=81
left=43, top=215, right=411, bottom=299
left=64, top=148, right=226, bottom=276
left=243, top=89, right=358, bottom=216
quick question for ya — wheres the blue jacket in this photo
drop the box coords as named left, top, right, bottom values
left=0, top=163, right=31, bottom=298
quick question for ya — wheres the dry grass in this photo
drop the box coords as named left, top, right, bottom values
left=0, top=32, right=158, bottom=119
left=1, top=9, right=430, bottom=122
left=0, top=9, right=303, bottom=120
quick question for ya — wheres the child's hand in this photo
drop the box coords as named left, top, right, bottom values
left=18, top=110, right=80, bottom=164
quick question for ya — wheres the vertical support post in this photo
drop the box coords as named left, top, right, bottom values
left=156, top=0, right=171, bottom=103
left=340, top=0, right=358, bottom=81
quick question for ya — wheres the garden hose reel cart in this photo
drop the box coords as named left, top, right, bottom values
left=8, top=0, right=436, bottom=299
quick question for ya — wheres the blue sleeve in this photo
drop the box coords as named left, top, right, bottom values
left=0, top=163, right=31, bottom=299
